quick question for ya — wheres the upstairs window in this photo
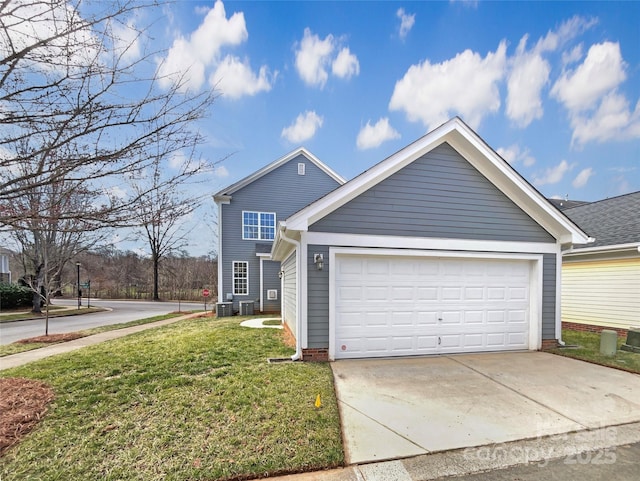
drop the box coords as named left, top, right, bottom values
left=242, top=211, right=276, bottom=240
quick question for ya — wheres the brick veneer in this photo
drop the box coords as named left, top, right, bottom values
left=540, top=339, right=559, bottom=350
left=302, top=348, right=329, bottom=362
left=562, top=321, right=629, bottom=338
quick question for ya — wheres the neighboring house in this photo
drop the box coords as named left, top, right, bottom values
left=560, top=192, right=640, bottom=335
left=271, top=118, right=590, bottom=361
left=0, top=247, right=11, bottom=283
left=214, top=148, right=345, bottom=314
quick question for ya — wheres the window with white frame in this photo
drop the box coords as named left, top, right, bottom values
left=233, top=261, right=248, bottom=295
left=242, top=211, right=275, bottom=240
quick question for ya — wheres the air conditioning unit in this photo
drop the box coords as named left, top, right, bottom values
left=267, top=289, right=278, bottom=300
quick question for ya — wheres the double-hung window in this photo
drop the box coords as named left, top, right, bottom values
left=242, top=211, right=275, bottom=240
left=233, top=261, right=248, bottom=295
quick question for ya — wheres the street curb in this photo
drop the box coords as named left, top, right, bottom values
left=0, top=307, right=110, bottom=324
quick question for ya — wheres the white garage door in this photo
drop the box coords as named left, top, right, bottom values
left=334, top=254, right=531, bottom=359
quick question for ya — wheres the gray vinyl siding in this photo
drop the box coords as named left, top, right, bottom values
left=220, top=154, right=341, bottom=312
left=542, top=253, right=557, bottom=340
left=262, top=260, right=281, bottom=312
left=310, top=143, right=554, bottom=243
left=282, top=252, right=297, bottom=336
left=307, top=245, right=330, bottom=348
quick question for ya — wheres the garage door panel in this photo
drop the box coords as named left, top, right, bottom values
left=335, top=254, right=532, bottom=359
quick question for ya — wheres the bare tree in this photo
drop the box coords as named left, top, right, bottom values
left=130, top=146, right=208, bottom=301
left=0, top=0, right=216, bottom=228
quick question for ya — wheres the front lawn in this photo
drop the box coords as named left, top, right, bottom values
left=549, top=329, right=640, bottom=374
left=0, top=316, right=343, bottom=480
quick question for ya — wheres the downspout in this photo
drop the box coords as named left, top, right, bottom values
left=278, top=226, right=302, bottom=361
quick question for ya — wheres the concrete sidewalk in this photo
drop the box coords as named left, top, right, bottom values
left=254, top=422, right=640, bottom=481
left=0, top=312, right=204, bottom=370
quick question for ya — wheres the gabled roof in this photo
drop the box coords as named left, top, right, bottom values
left=213, top=147, right=346, bottom=200
left=280, top=117, right=591, bottom=246
left=563, top=191, right=640, bottom=249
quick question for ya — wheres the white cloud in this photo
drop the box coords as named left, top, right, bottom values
left=389, top=42, right=507, bottom=131
left=535, top=15, right=598, bottom=53
left=214, top=165, right=229, bottom=178
left=210, top=55, right=275, bottom=99
left=295, top=28, right=335, bottom=88
left=570, top=93, right=640, bottom=145
left=294, top=28, right=359, bottom=88
left=572, top=167, right=593, bottom=188
left=332, top=47, right=360, bottom=79
left=157, top=0, right=249, bottom=91
left=506, top=35, right=550, bottom=127
left=533, top=159, right=573, bottom=186
left=551, top=42, right=626, bottom=113
left=112, top=19, right=141, bottom=64
left=356, top=118, right=400, bottom=150
left=396, top=8, right=415, bottom=39
left=550, top=41, right=640, bottom=146
left=104, top=185, right=128, bottom=200
left=496, top=144, right=536, bottom=167
left=281, top=111, right=324, bottom=143
left=562, top=44, right=583, bottom=66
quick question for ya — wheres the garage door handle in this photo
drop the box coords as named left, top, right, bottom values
left=438, top=337, right=441, bottom=345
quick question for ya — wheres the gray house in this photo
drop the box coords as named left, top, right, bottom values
left=214, top=148, right=345, bottom=314
left=271, top=118, right=590, bottom=361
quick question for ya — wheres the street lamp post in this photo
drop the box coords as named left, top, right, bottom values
left=76, top=262, right=81, bottom=309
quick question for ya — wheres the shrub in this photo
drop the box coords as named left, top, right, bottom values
left=0, top=283, right=33, bottom=309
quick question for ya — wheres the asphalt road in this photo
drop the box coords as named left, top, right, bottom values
left=0, top=298, right=207, bottom=345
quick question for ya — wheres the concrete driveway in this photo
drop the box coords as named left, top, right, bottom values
left=331, top=352, right=640, bottom=464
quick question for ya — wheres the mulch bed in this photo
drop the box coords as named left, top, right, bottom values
left=0, top=378, right=55, bottom=456
left=15, top=333, right=85, bottom=344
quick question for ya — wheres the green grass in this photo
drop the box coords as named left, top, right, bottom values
left=0, top=313, right=186, bottom=357
left=549, top=329, right=640, bottom=373
left=0, top=316, right=344, bottom=480
left=261, top=319, right=282, bottom=326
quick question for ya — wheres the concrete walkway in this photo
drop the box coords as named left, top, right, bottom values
left=252, top=422, right=640, bottom=481
left=0, top=312, right=204, bottom=370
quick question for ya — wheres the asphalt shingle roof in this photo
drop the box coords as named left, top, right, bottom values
left=562, top=191, right=640, bottom=248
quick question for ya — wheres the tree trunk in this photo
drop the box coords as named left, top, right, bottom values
left=153, top=254, right=160, bottom=301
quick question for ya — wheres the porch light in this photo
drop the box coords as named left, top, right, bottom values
left=314, top=253, right=324, bottom=271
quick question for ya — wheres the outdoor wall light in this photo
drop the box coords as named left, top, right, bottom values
left=314, top=253, right=324, bottom=271
left=278, top=270, right=284, bottom=279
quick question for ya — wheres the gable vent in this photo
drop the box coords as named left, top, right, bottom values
left=298, top=163, right=305, bottom=175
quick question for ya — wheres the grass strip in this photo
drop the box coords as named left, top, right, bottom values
left=0, top=316, right=343, bottom=480
left=548, top=329, right=640, bottom=373
left=0, top=307, right=105, bottom=323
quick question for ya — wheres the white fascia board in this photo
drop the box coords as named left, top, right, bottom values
left=271, top=222, right=299, bottom=261
left=563, top=242, right=640, bottom=257
left=213, top=148, right=345, bottom=198
left=213, top=194, right=231, bottom=205
left=304, top=231, right=559, bottom=254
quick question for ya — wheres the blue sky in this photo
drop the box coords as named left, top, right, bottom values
left=115, top=1, right=640, bottom=255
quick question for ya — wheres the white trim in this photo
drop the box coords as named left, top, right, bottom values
left=304, top=231, right=558, bottom=254
left=259, top=257, right=264, bottom=312
left=328, top=247, right=543, bottom=361
left=563, top=242, right=640, bottom=257
left=284, top=118, right=589, bottom=246
left=242, top=211, right=276, bottom=241
left=232, top=261, right=249, bottom=296
left=555, top=243, right=563, bottom=345
left=217, top=202, right=224, bottom=302
left=214, top=147, right=346, bottom=198
left=300, top=232, right=309, bottom=349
